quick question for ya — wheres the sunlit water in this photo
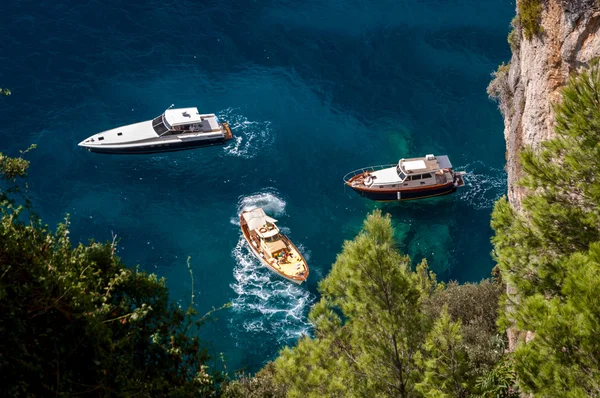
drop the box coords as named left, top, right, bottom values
left=0, top=0, right=513, bottom=372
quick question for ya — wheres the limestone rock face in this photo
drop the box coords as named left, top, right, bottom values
left=493, top=0, right=600, bottom=354
left=498, top=0, right=600, bottom=210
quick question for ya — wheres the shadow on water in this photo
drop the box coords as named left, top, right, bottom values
left=377, top=190, right=497, bottom=282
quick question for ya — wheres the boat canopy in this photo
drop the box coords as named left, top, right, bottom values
left=403, top=160, right=427, bottom=171
left=398, top=154, right=453, bottom=174
left=436, top=155, right=453, bottom=169
left=164, top=107, right=204, bottom=125
left=242, top=208, right=278, bottom=231
left=265, top=239, right=286, bottom=254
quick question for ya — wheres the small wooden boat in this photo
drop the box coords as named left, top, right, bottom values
left=240, top=208, right=309, bottom=284
left=343, top=154, right=465, bottom=201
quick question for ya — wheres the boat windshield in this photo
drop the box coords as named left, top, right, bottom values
left=264, top=234, right=280, bottom=242
left=152, top=114, right=172, bottom=135
left=396, top=165, right=406, bottom=181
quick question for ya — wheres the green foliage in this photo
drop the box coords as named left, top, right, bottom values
left=487, top=62, right=512, bottom=116
left=496, top=63, right=511, bottom=76
left=474, top=357, right=519, bottom=398
left=493, top=61, right=600, bottom=298
left=416, top=306, right=470, bottom=398
left=507, top=16, right=521, bottom=52
left=518, top=0, right=543, bottom=40
left=273, top=210, right=430, bottom=397
left=512, top=243, right=600, bottom=396
left=232, top=210, right=506, bottom=398
left=275, top=330, right=356, bottom=398
left=0, top=153, right=224, bottom=396
left=426, top=280, right=504, bottom=378
left=223, top=363, right=287, bottom=398
left=415, top=258, right=444, bottom=296
left=0, top=145, right=36, bottom=206
left=491, top=61, right=600, bottom=395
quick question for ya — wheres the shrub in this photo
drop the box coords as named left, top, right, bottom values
left=519, top=0, right=543, bottom=39
left=507, top=16, right=521, bottom=52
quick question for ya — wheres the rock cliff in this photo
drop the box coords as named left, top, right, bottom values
left=489, top=0, right=600, bottom=352
left=492, top=0, right=600, bottom=210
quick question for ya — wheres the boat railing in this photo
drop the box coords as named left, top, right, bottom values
left=343, top=164, right=396, bottom=183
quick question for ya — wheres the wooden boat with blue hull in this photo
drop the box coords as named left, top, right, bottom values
left=78, top=107, right=233, bottom=154
left=344, top=154, right=465, bottom=202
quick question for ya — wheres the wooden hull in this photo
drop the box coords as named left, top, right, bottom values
left=239, top=216, right=308, bottom=284
left=350, top=182, right=457, bottom=201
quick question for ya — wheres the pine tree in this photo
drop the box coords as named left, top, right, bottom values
left=491, top=60, right=600, bottom=395
left=416, top=306, right=470, bottom=398
left=273, top=210, right=429, bottom=397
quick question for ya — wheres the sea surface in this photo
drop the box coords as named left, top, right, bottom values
left=0, top=0, right=513, bottom=373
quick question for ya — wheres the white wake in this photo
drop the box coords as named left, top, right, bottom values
left=229, top=189, right=313, bottom=344
left=219, top=108, right=274, bottom=159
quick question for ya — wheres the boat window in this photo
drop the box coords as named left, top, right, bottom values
left=396, top=165, right=406, bottom=181
left=412, top=174, right=422, bottom=180
left=152, top=114, right=172, bottom=135
left=266, top=234, right=280, bottom=242
left=422, top=173, right=432, bottom=179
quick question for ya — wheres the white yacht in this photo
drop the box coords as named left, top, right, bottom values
left=78, top=107, right=233, bottom=154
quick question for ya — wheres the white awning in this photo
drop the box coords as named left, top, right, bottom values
left=403, top=160, right=427, bottom=171
left=242, top=208, right=278, bottom=231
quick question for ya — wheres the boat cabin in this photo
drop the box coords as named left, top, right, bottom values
left=256, top=223, right=286, bottom=257
left=151, top=107, right=221, bottom=136
left=359, top=154, right=453, bottom=188
left=241, top=208, right=288, bottom=258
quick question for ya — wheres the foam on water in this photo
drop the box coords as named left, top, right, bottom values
left=219, top=108, right=274, bottom=159
left=458, top=161, right=507, bottom=210
left=237, top=189, right=287, bottom=215
left=229, top=190, right=314, bottom=346
left=229, top=231, right=313, bottom=345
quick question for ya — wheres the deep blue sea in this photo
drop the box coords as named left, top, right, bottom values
left=0, top=0, right=513, bottom=373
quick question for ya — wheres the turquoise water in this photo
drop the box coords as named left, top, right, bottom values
left=0, top=0, right=513, bottom=372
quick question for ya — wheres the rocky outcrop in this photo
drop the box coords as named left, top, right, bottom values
left=490, top=0, right=600, bottom=352
left=493, top=0, right=600, bottom=211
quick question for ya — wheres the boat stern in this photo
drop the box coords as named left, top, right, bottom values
left=454, top=171, right=466, bottom=188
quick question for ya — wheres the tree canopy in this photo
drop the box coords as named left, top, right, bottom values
left=226, top=210, right=505, bottom=398
left=0, top=151, right=224, bottom=396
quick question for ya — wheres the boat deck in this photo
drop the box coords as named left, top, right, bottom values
left=240, top=213, right=309, bottom=283
left=271, top=250, right=305, bottom=275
